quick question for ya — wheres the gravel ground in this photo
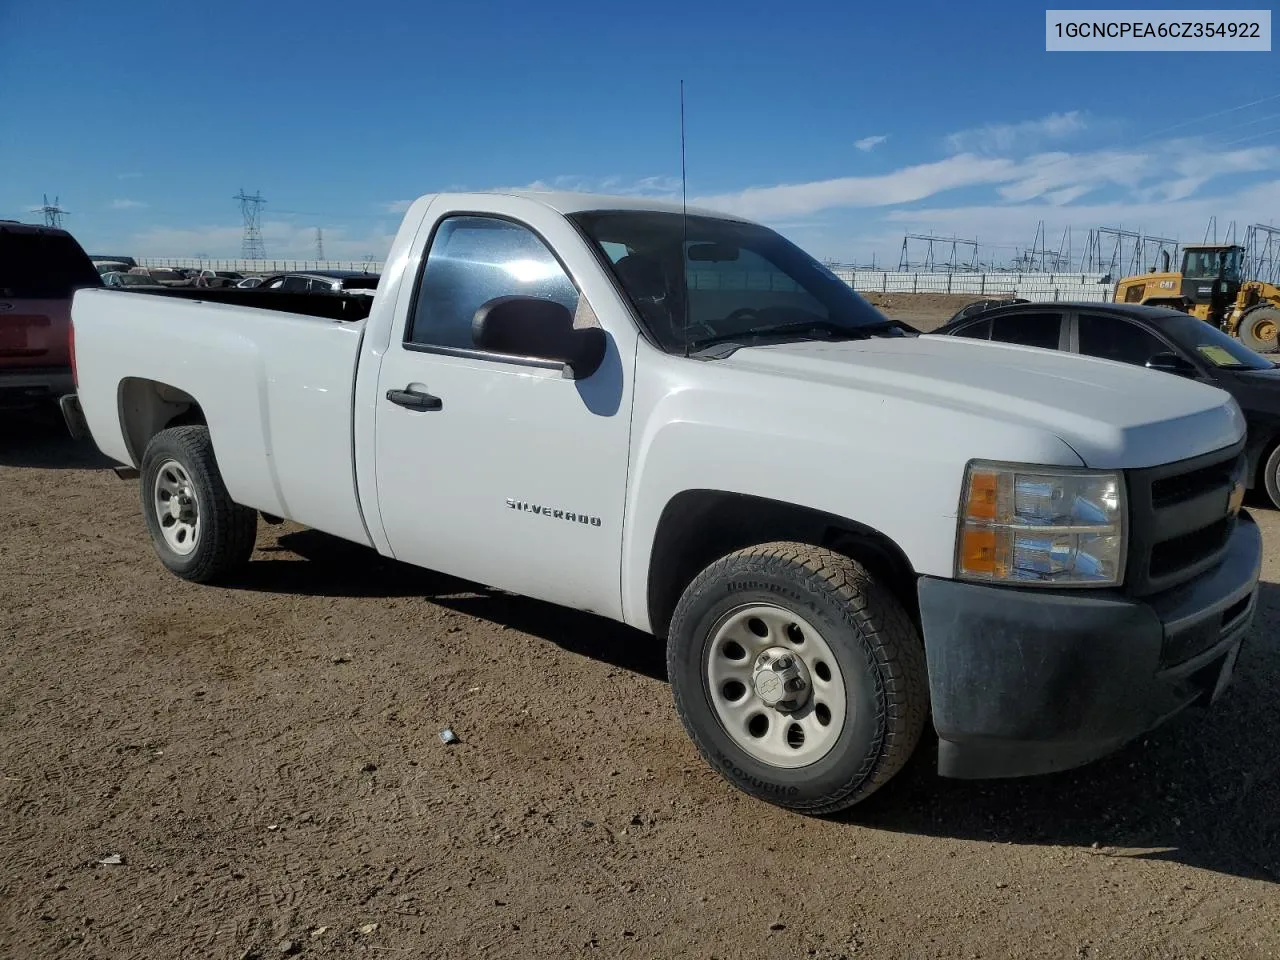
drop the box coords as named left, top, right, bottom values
left=2, top=300, right=1278, bottom=959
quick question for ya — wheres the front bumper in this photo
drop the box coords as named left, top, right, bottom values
left=918, top=512, right=1261, bottom=779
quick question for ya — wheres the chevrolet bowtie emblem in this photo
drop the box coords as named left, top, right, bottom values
left=1228, top=480, right=1245, bottom=517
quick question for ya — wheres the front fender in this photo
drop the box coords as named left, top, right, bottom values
left=618, top=354, right=1083, bottom=631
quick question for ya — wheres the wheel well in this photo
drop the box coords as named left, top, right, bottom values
left=118, top=378, right=206, bottom=466
left=646, top=490, right=918, bottom=638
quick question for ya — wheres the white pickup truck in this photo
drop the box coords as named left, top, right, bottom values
left=63, top=191, right=1262, bottom=813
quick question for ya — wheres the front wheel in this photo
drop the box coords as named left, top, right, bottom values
left=140, top=425, right=257, bottom=583
left=1237, top=304, right=1280, bottom=354
left=667, top=542, right=928, bottom=814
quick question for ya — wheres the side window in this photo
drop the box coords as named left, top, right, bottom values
left=281, top=276, right=311, bottom=292
left=409, top=216, right=579, bottom=350
left=989, top=312, right=1063, bottom=350
left=262, top=277, right=285, bottom=289
left=953, top=318, right=991, bottom=340
left=1078, top=314, right=1169, bottom=366
left=307, top=278, right=334, bottom=292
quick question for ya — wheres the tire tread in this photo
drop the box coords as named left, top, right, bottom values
left=667, top=541, right=928, bottom=814
left=141, top=426, right=257, bottom=584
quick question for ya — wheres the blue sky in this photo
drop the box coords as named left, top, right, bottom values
left=1, top=0, right=1277, bottom=265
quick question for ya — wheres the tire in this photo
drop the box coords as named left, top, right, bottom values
left=667, top=542, right=928, bottom=814
left=139, top=425, right=257, bottom=583
left=1237, top=304, right=1280, bottom=354
left=1263, top=443, right=1280, bottom=511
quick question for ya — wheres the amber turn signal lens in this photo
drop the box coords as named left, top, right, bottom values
left=959, top=528, right=997, bottom=575
left=964, top=471, right=999, bottom=521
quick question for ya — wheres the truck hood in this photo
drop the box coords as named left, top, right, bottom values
left=719, top=334, right=1244, bottom=469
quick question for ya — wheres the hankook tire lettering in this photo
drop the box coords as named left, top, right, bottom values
left=712, top=749, right=800, bottom=796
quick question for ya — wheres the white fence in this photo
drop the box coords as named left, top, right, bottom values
left=832, top=270, right=1113, bottom=302
left=135, top=259, right=1116, bottom=303
left=137, top=258, right=382, bottom=274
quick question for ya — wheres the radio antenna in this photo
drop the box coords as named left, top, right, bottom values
left=680, top=78, right=690, bottom=358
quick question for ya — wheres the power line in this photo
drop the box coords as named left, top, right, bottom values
left=1221, top=126, right=1280, bottom=148
left=1143, top=91, right=1280, bottom=141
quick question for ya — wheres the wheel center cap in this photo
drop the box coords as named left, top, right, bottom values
left=752, top=647, right=811, bottom=712
left=169, top=490, right=194, bottom=522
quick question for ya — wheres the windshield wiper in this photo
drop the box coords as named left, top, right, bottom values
left=690, top=319, right=909, bottom=358
left=690, top=320, right=871, bottom=354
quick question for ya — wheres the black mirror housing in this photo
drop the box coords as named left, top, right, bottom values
left=472, top=296, right=606, bottom=379
left=1145, top=351, right=1197, bottom=377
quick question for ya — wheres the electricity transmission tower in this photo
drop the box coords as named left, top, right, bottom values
left=314, top=228, right=325, bottom=260
left=38, top=194, right=67, bottom=228
left=234, top=189, right=267, bottom=260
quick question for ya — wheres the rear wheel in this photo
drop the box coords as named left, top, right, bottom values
left=667, top=542, right=928, bottom=814
left=140, top=426, right=257, bottom=583
left=1237, top=304, right=1280, bottom=354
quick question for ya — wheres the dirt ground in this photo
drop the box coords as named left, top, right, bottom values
left=3, top=307, right=1278, bottom=959
left=862, top=292, right=994, bottom=332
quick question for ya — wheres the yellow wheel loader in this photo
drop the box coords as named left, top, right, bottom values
left=1113, top=243, right=1280, bottom=353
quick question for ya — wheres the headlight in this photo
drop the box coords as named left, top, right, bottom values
left=956, top=461, right=1126, bottom=587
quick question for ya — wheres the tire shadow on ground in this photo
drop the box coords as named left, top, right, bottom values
left=233, top=529, right=1278, bottom=884
left=236, top=528, right=667, bottom=681
left=845, top=580, right=1280, bottom=886
left=0, top=404, right=113, bottom=470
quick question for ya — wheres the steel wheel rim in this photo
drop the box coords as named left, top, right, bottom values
left=152, top=459, right=200, bottom=556
left=705, top=603, right=848, bottom=769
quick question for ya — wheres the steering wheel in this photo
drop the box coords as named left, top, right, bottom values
left=724, top=307, right=762, bottom=327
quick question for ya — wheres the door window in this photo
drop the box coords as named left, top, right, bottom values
left=988, top=312, right=1063, bottom=350
left=1078, top=314, right=1169, bottom=366
left=408, top=216, right=579, bottom=350
left=952, top=318, right=991, bottom=339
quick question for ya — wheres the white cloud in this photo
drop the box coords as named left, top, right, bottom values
left=693, top=154, right=1018, bottom=219
left=854, top=134, right=888, bottom=152
left=689, top=138, right=1280, bottom=224
left=110, top=199, right=147, bottom=210
left=945, top=110, right=1088, bottom=154
left=883, top=178, right=1280, bottom=253
left=382, top=199, right=414, bottom=214
left=494, top=174, right=682, bottom=197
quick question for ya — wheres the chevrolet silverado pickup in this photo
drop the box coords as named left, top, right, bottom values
left=62, top=191, right=1262, bottom=813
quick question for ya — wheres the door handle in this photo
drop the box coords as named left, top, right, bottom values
left=386, top=387, right=443, bottom=412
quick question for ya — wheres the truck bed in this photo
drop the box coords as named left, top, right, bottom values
left=71, top=288, right=372, bottom=546
left=122, top=287, right=375, bottom=322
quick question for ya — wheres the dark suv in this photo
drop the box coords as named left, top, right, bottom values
left=1, top=222, right=102, bottom=407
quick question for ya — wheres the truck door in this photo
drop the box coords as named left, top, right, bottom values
left=371, top=210, right=635, bottom=619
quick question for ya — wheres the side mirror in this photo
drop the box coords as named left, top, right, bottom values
left=472, top=295, right=606, bottom=380
left=1145, top=351, right=1197, bottom=377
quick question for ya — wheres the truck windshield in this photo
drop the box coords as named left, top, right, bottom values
left=569, top=210, right=899, bottom=354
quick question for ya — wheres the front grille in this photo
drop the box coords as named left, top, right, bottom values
left=1125, top=441, right=1244, bottom=597
left=1149, top=518, right=1232, bottom=579
left=1151, top=460, right=1237, bottom=508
